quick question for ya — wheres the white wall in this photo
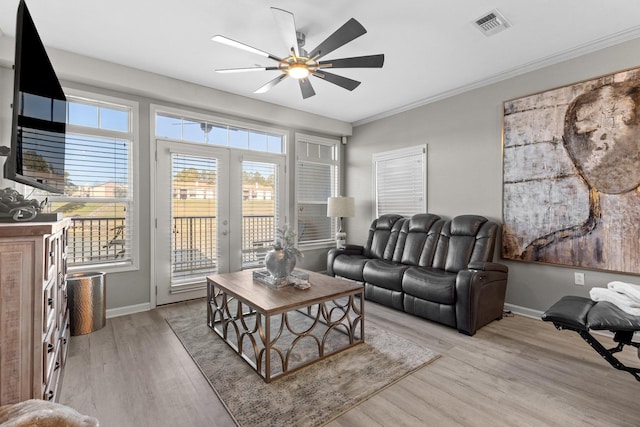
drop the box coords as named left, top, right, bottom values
left=347, top=37, right=640, bottom=316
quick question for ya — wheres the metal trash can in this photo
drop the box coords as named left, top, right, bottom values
left=67, top=272, right=106, bottom=336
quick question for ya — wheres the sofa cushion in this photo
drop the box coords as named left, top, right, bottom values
left=364, top=214, right=404, bottom=259
left=362, top=259, right=409, bottom=291
left=402, top=267, right=457, bottom=305
left=399, top=214, right=441, bottom=265
left=332, top=255, right=369, bottom=282
left=432, top=215, right=497, bottom=273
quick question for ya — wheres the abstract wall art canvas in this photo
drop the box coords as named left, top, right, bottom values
left=502, top=66, right=640, bottom=274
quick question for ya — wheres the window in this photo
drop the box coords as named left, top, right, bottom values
left=155, top=112, right=284, bottom=154
left=295, top=134, right=340, bottom=246
left=373, top=145, right=427, bottom=217
left=46, top=91, right=138, bottom=270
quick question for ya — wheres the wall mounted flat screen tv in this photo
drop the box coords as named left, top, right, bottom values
left=5, top=0, right=67, bottom=194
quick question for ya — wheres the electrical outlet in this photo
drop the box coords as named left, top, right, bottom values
left=574, top=272, right=585, bottom=286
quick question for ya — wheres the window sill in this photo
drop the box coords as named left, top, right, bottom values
left=299, top=241, right=337, bottom=252
left=68, top=260, right=139, bottom=275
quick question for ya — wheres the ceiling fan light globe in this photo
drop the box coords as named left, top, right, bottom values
left=288, top=64, right=310, bottom=79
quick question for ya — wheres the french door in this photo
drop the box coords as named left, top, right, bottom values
left=155, top=140, right=284, bottom=305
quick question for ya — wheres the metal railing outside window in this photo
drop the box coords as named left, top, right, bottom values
left=67, top=215, right=274, bottom=274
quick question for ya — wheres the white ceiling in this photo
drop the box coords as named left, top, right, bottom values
left=1, top=0, right=640, bottom=124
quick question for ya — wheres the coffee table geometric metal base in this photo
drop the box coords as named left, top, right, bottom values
left=207, top=269, right=364, bottom=382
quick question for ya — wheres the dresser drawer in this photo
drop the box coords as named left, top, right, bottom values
left=42, top=325, right=57, bottom=385
left=59, top=311, right=70, bottom=367
left=43, top=353, right=61, bottom=402
left=43, top=278, right=57, bottom=334
left=57, top=274, right=67, bottom=328
left=44, top=235, right=56, bottom=282
left=43, top=380, right=55, bottom=402
left=46, top=231, right=64, bottom=281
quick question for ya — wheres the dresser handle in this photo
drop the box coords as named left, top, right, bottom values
left=49, top=250, right=55, bottom=257
left=46, top=390, right=54, bottom=401
left=47, top=343, right=54, bottom=353
left=54, top=361, right=60, bottom=371
left=48, top=297, right=54, bottom=306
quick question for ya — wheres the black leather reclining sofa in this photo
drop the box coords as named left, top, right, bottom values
left=327, top=213, right=509, bottom=335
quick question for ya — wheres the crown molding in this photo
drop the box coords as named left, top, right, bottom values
left=353, top=26, right=640, bottom=127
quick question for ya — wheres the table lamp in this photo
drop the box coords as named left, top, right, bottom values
left=327, top=196, right=355, bottom=249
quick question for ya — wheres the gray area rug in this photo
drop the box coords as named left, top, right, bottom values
left=166, top=303, right=439, bottom=427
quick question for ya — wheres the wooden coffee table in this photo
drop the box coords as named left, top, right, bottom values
left=206, top=269, right=364, bottom=382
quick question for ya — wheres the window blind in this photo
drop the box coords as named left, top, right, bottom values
left=47, top=94, right=136, bottom=269
left=374, top=145, right=427, bottom=217
left=295, top=134, right=339, bottom=245
left=296, top=162, right=334, bottom=243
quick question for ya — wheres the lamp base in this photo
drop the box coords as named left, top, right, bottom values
left=335, top=231, right=347, bottom=249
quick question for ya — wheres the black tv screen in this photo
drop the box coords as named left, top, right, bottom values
left=5, top=0, right=67, bottom=194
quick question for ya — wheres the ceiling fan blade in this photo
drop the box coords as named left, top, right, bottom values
left=212, top=35, right=282, bottom=62
left=271, top=7, right=300, bottom=57
left=315, top=71, right=361, bottom=91
left=319, top=54, right=384, bottom=69
left=308, top=18, right=367, bottom=60
left=299, top=78, right=316, bottom=99
left=215, top=66, right=279, bottom=73
left=254, top=74, right=288, bottom=94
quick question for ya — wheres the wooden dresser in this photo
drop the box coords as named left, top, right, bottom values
left=0, top=219, right=71, bottom=405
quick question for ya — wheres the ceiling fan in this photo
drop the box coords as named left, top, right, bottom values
left=212, top=7, right=384, bottom=99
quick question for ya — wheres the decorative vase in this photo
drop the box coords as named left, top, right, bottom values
left=265, top=248, right=297, bottom=279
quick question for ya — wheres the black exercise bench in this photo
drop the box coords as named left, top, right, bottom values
left=542, top=295, right=640, bottom=382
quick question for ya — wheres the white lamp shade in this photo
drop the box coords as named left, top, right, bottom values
left=327, top=196, right=355, bottom=218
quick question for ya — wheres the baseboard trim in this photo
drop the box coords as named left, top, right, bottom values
left=106, top=302, right=151, bottom=319
left=504, top=303, right=543, bottom=320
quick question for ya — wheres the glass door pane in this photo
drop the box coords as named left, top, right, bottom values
left=171, top=154, right=219, bottom=283
left=155, top=140, right=229, bottom=305
left=241, top=161, right=278, bottom=268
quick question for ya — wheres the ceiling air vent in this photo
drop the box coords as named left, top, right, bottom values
left=474, top=9, right=511, bottom=37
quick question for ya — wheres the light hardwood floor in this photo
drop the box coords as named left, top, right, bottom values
left=61, top=299, right=640, bottom=426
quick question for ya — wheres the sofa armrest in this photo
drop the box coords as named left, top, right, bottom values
left=468, top=261, right=509, bottom=273
left=455, top=267, right=509, bottom=335
left=327, top=245, right=365, bottom=276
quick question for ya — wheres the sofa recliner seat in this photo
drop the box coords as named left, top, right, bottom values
left=362, top=213, right=443, bottom=310
left=402, top=267, right=456, bottom=304
left=327, top=213, right=509, bottom=335
left=327, top=214, right=404, bottom=282
left=542, top=296, right=640, bottom=382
